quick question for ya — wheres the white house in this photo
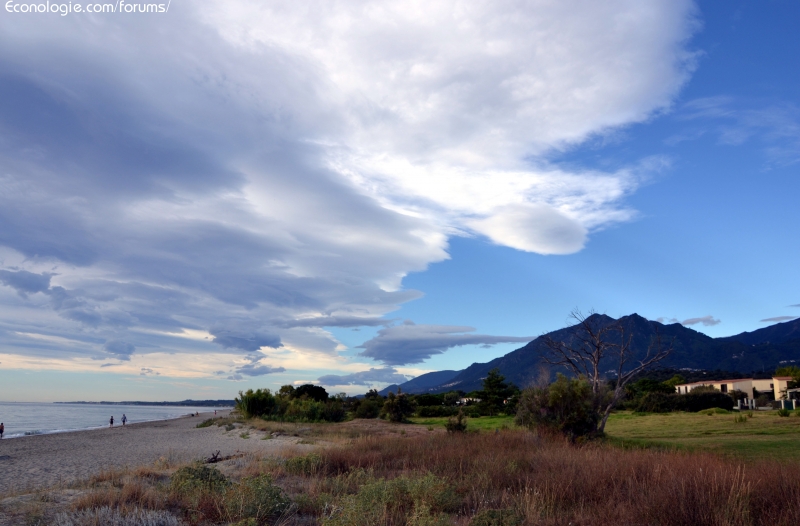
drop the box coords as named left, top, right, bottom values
left=674, top=376, right=795, bottom=401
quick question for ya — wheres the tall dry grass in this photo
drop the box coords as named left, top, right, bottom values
left=297, top=430, right=800, bottom=525
left=55, top=428, right=800, bottom=525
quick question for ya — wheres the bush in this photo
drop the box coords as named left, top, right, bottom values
left=170, top=465, right=230, bottom=494
left=354, top=398, right=383, bottom=419
left=469, top=508, right=523, bottom=526
left=285, top=453, right=323, bottom=476
left=224, top=474, right=291, bottom=522
left=778, top=408, right=791, bottom=417
left=235, top=388, right=277, bottom=418
left=294, top=383, right=330, bottom=402
left=321, top=474, right=457, bottom=526
left=445, top=409, right=467, bottom=433
left=382, top=391, right=417, bottom=423
left=515, top=374, right=600, bottom=440
left=636, top=391, right=734, bottom=413
left=416, top=406, right=459, bottom=418
left=195, top=418, right=214, bottom=428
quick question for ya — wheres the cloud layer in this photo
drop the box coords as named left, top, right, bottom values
left=358, top=323, right=534, bottom=366
left=0, top=1, right=698, bottom=381
left=318, top=367, right=410, bottom=387
left=658, top=315, right=721, bottom=327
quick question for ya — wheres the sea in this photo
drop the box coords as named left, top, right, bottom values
left=0, top=402, right=229, bottom=439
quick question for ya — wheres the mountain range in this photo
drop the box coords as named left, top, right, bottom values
left=380, top=314, right=800, bottom=395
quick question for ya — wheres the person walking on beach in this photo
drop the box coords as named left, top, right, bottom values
left=0, top=422, right=4, bottom=438
left=109, top=416, right=114, bottom=427
left=121, top=414, right=127, bottom=426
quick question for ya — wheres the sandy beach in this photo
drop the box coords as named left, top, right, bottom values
left=0, top=411, right=303, bottom=495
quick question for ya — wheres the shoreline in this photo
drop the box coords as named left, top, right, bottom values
left=0, top=410, right=224, bottom=440
left=0, top=410, right=308, bottom=495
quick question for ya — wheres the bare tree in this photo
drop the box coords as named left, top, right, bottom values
left=541, top=310, right=672, bottom=433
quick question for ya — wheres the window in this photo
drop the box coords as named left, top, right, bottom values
left=721, top=384, right=728, bottom=393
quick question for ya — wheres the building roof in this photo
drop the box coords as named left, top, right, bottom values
left=773, top=376, right=794, bottom=380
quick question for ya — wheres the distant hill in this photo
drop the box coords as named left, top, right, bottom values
left=383, top=315, right=800, bottom=395
left=57, top=400, right=235, bottom=407
left=378, top=370, right=459, bottom=396
left=717, top=317, right=800, bottom=346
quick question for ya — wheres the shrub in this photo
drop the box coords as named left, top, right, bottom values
left=416, top=406, right=459, bottom=418
left=294, top=383, right=330, bottom=402
left=170, top=465, right=230, bottom=494
left=223, top=474, right=291, bottom=522
left=195, top=418, right=214, bottom=428
left=445, top=409, right=467, bottom=433
left=321, top=474, right=457, bottom=526
left=285, top=453, right=323, bottom=476
left=382, top=391, right=417, bottom=423
left=355, top=398, right=383, bottom=419
left=515, top=374, right=599, bottom=440
left=636, top=391, right=734, bottom=413
left=469, top=508, right=523, bottom=526
left=778, top=408, right=791, bottom=417
left=235, top=388, right=277, bottom=418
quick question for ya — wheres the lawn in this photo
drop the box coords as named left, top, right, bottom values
left=409, top=414, right=516, bottom=431
left=604, top=409, right=800, bottom=461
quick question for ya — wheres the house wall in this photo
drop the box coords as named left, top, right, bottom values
left=773, top=377, right=792, bottom=400
left=752, top=379, right=774, bottom=394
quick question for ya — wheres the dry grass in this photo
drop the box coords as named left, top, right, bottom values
left=5, top=424, right=800, bottom=525
left=279, top=430, right=800, bottom=525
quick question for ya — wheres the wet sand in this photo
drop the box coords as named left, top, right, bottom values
left=0, top=411, right=295, bottom=494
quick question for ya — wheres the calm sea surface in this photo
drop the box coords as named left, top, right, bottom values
left=0, top=402, right=228, bottom=439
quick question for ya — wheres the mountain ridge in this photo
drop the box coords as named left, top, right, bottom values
left=385, top=315, right=800, bottom=395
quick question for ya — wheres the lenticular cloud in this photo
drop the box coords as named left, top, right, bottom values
left=0, top=0, right=699, bottom=378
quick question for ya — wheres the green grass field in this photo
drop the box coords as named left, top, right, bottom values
left=409, top=414, right=516, bottom=432
left=411, top=409, right=800, bottom=461
left=604, top=409, right=800, bottom=461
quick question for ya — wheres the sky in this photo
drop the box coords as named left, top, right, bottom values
left=0, top=1, right=798, bottom=402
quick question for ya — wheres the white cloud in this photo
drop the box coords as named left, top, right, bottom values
left=760, top=316, right=798, bottom=323
left=681, top=315, right=721, bottom=327
left=0, top=0, right=699, bottom=376
left=318, top=367, right=410, bottom=387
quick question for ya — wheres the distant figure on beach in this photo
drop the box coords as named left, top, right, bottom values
left=0, top=422, right=4, bottom=438
left=109, top=416, right=114, bottom=427
left=214, top=410, right=217, bottom=415
left=121, top=414, right=127, bottom=426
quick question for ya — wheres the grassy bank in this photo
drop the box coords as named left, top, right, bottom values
left=604, top=409, right=800, bottom=460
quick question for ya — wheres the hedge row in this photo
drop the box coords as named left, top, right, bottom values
left=635, top=391, right=734, bottom=413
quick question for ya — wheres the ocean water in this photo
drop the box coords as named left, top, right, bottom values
left=0, top=402, right=229, bottom=439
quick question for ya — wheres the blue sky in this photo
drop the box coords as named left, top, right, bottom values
left=0, top=1, right=798, bottom=401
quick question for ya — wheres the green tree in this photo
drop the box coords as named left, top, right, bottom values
left=662, top=374, right=686, bottom=389
left=479, top=368, right=515, bottom=416
left=443, top=391, right=461, bottom=406
left=381, top=388, right=417, bottom=422
left=294, top=384, right=329, bottom=402
left=235, top=388, right=277, bottom=418
left=515, top=374, right=599, bottom=440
